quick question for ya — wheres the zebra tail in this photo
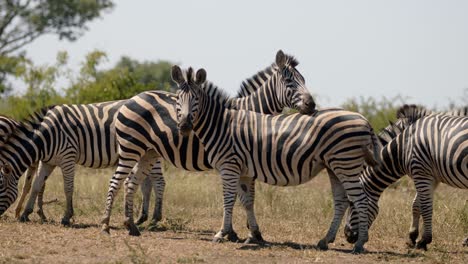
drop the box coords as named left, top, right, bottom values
left=362, top=128, right=383, bottom=168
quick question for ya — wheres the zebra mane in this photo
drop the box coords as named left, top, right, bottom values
left=396, top=104, right=433, bottom=124
left=236, top=65, right=276, bottom=98
left=378, top=120, right=407, bottom=145
left=282, top=53, right=300, bottom=68
left=236, top=52, right=299, bottom=98
left=0, top=105, right=54, bottom=148
left=181, top=67, right=231, bottom=106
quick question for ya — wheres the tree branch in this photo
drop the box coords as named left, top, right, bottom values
left=0, top=31, right=42, bottom=55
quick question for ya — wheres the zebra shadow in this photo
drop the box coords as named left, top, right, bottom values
left=237, top=241, right=427, bottom=257
left=237, top=240, right=318, bottom=251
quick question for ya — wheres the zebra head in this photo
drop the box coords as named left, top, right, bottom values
left=274, top=50, right=316, bottom=114
left=0, top=162, right=16, bottom=216
left=172, top=65, right=207, bottom=136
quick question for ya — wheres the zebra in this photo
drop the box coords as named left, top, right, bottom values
left=0, top=101, right=133, bottom=224
left=0, top=108, right=56, bottom=217
left=101, top=50, right=316, bottom=236
left=344, top=105, right=468, bottom=245
left=0, top=109, right=58, bottom=220
left=134, top=50, right=315, bottom=227
left=162, top=66, right=381, bottom=253
left=344, top=105, right=468, bottom=250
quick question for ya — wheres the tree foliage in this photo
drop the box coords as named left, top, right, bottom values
left=0, top=0, right=114, bottom=93
left=0, top=50, right=174, bottom=119
left=341, top=95, right=407, bottom=132
left=66, top=52, right=174, bottom=104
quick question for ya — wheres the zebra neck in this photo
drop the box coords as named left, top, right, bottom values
left=362, top=138, right=407, bottom=198
left=2, top=131, right=43, bottom=181
left=229, top=80, right=282, bottom=115
left=193, top=95, right=230, bottom=155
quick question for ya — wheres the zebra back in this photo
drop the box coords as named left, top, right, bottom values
left=378, top=104, right=468, bottom=145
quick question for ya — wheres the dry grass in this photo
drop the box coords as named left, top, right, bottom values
left=0, top=166, right=467, bottom=263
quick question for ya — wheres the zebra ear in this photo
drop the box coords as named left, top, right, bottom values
left=195, top=69, right=207, bottom=85
left=276, top=50, right=286, bottom=68
left=171, top=65, right=185, bottom=85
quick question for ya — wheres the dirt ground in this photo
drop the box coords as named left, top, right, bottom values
left=1, top=218, right=466, bottom=264
left=0, top=167, right=467, bottom=263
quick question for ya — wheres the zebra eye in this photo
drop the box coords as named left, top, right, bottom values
left=1, top=165, right=11, bottom=176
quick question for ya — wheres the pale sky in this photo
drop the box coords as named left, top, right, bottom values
left=23, top=0, right=468, bottom=108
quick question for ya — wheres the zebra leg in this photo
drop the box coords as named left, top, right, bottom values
left=213, top=165, right=241, bottom=243
left=148, top=161, right=165, bottom=231
left=317, top=170, right=349, bottom=250
left=14, top=164, right=38, bottom=219
left=19, top=163, right=55, bottom=222
left=135, top=175, right=151, bottom=225
left=101, top=159, right=138, bottom=235
left=407, top=193, right=421, bottom=248
left=344, top=205, right=358, bottom=243
left=414, top=178, right=437, bottom=251
left=36, top=174, right=49, bottom=223
left=341, top=179, right=369, bottom=254
left=123, top=150, right=159, bottom=236
left=60, top=164, right=76, bottom=226
left=238, top=177, right=264, bottom=244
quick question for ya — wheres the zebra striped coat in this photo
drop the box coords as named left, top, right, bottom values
left=345, top=105, right=468, bottom=247
left=101, top=50, right=316, bottom=235
left=345, top=107, right=467, bottom=250
left=0, top=101, right=128, bottom=224
left=0, top=109, right=54, bottom=219
left=171, top=67, right=381, bottom=253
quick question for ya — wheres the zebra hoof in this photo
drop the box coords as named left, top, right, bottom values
left=244, top=230, right=266, bottom=245
left=127, top=223, right=141, bottom=236
left=415, top=241, right=428, bottom=251
left=135, top=213, right=148, bottom=226
left=352, top=245, right=365, bottom=254
left=61, top=218, right=71, bottom=226
left=19, top=215, right=30, bottom=223
left=227, top=231, right=240, bottom=243
left=317, top=239, right=329, bottom=250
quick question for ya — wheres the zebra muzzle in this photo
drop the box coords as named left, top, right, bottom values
left=178, top=118, right=193, bottom=136
left=300, top=94, right=317, bottom=115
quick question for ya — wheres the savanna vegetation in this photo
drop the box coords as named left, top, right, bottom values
left=0, top=166, right=466, bottom=263
left=0, top=1, right=467, bottom=263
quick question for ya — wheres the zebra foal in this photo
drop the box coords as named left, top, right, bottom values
left=167, top=66, right=381, bottom=253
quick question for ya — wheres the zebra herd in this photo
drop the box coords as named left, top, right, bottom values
left=0, top=50, right=466, bottom=254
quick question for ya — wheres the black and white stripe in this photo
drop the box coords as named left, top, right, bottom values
left=100, top=50, right=316, bottom=234
left=167, top=66, right=380, bottom=253
left=344, top=105, right=468, bottom=250
left=0, top=102, right=129, bottom=225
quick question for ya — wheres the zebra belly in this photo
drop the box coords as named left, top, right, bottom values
left=246, top=155, right=324, bottom=186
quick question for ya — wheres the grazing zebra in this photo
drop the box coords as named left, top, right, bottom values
left=344, top=106, right=468, bottom=250
left=344, top=105, right=468, bottom=245
left=163, top=66, right=381, bottom=253
left=101, top=50, right=316, bottom=236
left=0, top=107, right=55, bottom=218
left=0, top=101, right=134, bottom=224
left=0, top=103, right=164, bottom=223
left=0, top=115, right=39, bottom=219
